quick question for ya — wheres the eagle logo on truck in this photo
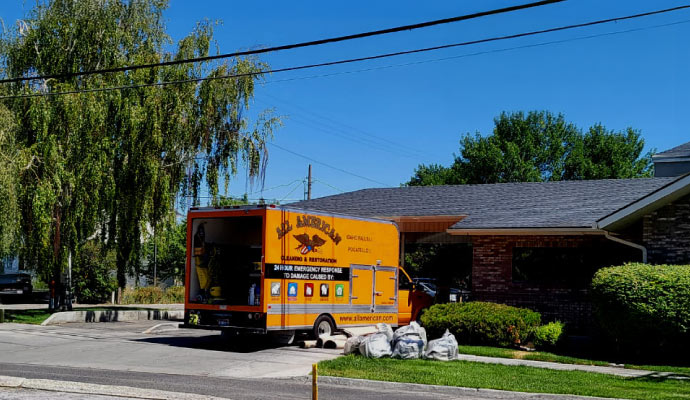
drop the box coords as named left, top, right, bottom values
left=293, top=234, right=327, bottom=254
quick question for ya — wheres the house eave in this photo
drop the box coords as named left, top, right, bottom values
left=446, top=227, right=605, bottom=236
left=596, top=173, right=690, bottom=231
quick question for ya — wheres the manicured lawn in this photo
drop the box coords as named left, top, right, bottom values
left=456, top=345, right=690, bottom=375
left=319, top=355, right=690, bottom=400
left=2, top=309, right=52, bottom=324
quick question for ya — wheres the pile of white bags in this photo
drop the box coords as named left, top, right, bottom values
left=424, top=329, right=459, bottom=361
left=391, top=321, right=427, bottom=359
left=346, top=322, right=458, bottom=361
left=359, top=332, right=393, bottom=358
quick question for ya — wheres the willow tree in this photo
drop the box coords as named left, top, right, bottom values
left=0, top=102, right=20, bottom=259
left=0, top=0, right=279, bottom=288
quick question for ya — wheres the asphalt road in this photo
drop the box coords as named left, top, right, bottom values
left=0, top=362, right=582, bottom=400
left=0, top=321, right=595, bottom=399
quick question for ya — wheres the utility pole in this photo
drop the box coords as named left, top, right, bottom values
left=307, top=164, right=312, bottom=200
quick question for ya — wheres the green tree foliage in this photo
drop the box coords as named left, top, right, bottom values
left=72, top=240, right=117, bottom=304
left=407, top=111, right=653, bottom=186
left=0, top=103, right=20, bottom=257
left=564, top=124, right=653, bottom=180
left=142, top=218, right=186, bottom=285
left=0, top=0, right=280, bottom=287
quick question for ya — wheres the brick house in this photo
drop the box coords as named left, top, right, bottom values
left=291, top=142, right=690, bottom=332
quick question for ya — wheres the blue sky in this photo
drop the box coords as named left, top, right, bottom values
left=3, top=1, right=689, bottom=203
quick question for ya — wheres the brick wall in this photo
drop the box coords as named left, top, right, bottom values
left=470, top=235, right=634, bottom=333
left=643, top=194, right=690, bottom=264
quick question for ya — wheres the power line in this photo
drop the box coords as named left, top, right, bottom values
left=2, top=4, right=690, bottom=100
left=247, top=179, right=303, bottom=195
left=280, top=180, right=306, bottom=202
left=267, top=142, right=392, bottom=187
left=258, top=93, right=431, bottom=159
left=259, top=104, right=424, bottom=160
left=0, top=0, right=564, bottom=84
left=314, top=179, right=346, bottom=194
left=264, top=19, right=690, bottom=85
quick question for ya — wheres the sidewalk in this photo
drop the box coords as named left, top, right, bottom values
left=456, top=353, right=685, bottom=379
left=0, top=376, right=225, bottom=400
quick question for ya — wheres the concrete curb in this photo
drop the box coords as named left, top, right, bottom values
left=41, top=310, right=184, bottom=326
left=316, top=376, right=622, bottom=400
left=0, top=375, right=227, bottom=399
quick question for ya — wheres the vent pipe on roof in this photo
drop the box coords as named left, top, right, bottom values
left=603, top=232, right=647, bottom=263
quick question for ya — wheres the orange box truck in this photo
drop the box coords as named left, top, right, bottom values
left=182, top=205, right=430, bottom=340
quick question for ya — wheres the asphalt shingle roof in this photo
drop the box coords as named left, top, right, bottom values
left=654, top=141, right=690, bottom=158
left=289, top=178, right=678, bottom=230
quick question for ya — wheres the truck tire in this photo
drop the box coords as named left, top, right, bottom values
left=313, top=315, right=335, bottom=338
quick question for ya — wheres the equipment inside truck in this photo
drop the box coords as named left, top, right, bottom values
left=189, top=216, right=263, bottom=305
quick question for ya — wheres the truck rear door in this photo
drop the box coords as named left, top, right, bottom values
left=350, top=265, right=374, bottom=311
left=374, top=266, right=397, bottom=308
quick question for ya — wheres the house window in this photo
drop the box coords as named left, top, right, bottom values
left=512, top=247, right=612, bottom=287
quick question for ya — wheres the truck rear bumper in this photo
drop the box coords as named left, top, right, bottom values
left=179, top=323, right=267, bottom=335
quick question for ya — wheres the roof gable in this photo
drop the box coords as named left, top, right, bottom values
left=653, top=141, right=690, bottom=160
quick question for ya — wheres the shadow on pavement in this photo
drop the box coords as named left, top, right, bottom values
left=133, top=333, right=293, bottom=353
left=631, top=371, right=690, bottom=382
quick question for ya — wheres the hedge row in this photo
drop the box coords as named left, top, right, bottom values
left=121, top=286, right=185, bottom=304
left=590, top=263, right=690, bottom=353
left=419, top=301, right=542, bottom=347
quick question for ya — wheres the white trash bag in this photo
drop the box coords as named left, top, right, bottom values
left=376, top=323, right=394, bottom=342
left=359, top=332, right=393, bottom=358
left=344, top=335, right=364, bottom=355
left=424, top=329, right=459, bottom=361
left=392, top=337, right=426, bottom=359
left=393, top=321, right=427, bottom=346
left=392, top=321, right=427, bottom=359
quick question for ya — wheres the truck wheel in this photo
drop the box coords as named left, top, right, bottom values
left=313, top=315, right=335, bottom=338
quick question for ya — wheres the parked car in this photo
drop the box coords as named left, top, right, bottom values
left=0, top=272, right=33, bottom=296
left=412, top=278, right=469, bottom=303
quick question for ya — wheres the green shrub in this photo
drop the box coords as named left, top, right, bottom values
left=533, top=321, right=565, bottom=350
left=73, top=241, right=117, bottom=304
left=163, top=286, right=185, bottom=303
left=590, top=263, right=690, bottom=354
left=419, top=301, right=541, bottom=347
left=121, top=286, right=163, bottom=304
left=121, top=286, right=185, bottom=304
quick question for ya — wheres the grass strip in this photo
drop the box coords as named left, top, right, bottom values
left=457, top=345, right=690, bottom=375
left=2, top=309, right=52, bottom=324
left=319, top=355, right=690, bottom=400
left=459, top=345, right=610, bottom=366
left=1, top=307, right=165, bottom=325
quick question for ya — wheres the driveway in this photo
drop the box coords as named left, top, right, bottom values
left=0, top=320, right=339, bottom=378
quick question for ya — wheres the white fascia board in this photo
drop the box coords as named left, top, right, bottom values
left=596, top=174, right=690, bottom=230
